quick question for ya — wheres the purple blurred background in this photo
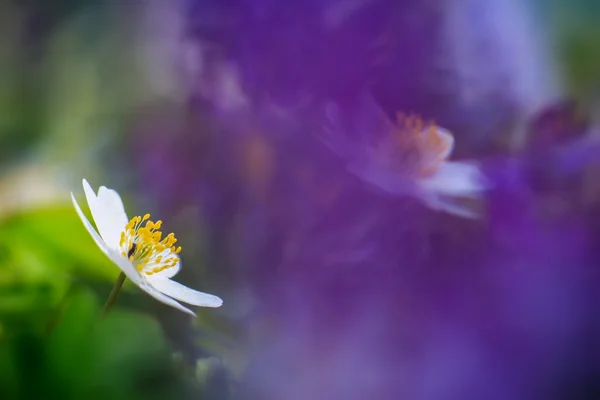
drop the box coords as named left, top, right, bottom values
left=130, top=0, right=600, bottom=398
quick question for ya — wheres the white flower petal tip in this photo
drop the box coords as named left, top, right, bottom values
left=146, top=277, right=224, bottom=308
left=431, top=199, right=482, bottom=219
left=419, top=163, right=489, bottom=219
left=139, top=282, right=198, bottom=317
left=419, top=162, right=490, bottom=198
left=72, top=179, right=222, bottom=315
left=421, top=193, right=485, bottom=219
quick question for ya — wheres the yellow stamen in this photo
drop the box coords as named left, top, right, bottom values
left=388, top=111, right=452, bottom=176
left=120, top=215, right=183, bottom=277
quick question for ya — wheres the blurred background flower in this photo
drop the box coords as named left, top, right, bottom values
left=1, top=0, right=600, bottom=399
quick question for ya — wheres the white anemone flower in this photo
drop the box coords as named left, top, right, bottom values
left=71, top=179, right=222, bottom=316
left=321, top=99, right=489, bottom=218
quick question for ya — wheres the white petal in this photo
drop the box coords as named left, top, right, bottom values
left=349, top=162, right=415, bottom=196
left=97, top=185, right=129, bottom=235
left=72, top=192, right=142, bottom=284
left=107, top=251, right=142, bottom=285
left=421, top=193, right=481, bottom=219
left=146, top=277, right=223, bottom=308
left=82, top=179, right=123, bottom=250
left=138, top=281, right=197, bottom=316
left=71, top=192, right=112, bottom=259
left=419, top=161, right=488, bottom=197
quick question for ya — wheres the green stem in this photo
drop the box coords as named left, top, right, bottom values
left=102, top=272, right=127, bottom=316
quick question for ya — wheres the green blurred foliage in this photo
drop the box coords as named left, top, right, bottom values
left=0, top=0, right=181, bottom=175
left=558, top=26, right=600, bottom=103
left=0, top=205, right=119, bottom=324
left=545, top=0, right=600, bottom=105
left=0, top=289, right=196, bottom=400
left=0, top=5, right=44, bottom=161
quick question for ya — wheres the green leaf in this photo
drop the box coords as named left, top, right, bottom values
left=0, top=205, right=117, bottom=281
left=0, top=204, right=124, bottom=319
left=7, top=288, right=194, bottom=400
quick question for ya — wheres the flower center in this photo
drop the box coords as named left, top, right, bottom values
left=119, top=214, right=181, bottom=276
left=386, top=112, right=451, bottom=177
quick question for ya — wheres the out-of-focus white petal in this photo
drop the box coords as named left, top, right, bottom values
left=146, top=277, right=223, bottom=308
left=421, top=193, right=481, bottom=219
left=349, top=162, right=415, bottom=196
left=82, top=179, right=122, bottom=250
left=432, top=127, right=455, bottom=160
left=419, top=161, right=488, bottom=197
left=72, top=192, right=142, bottom=284
left=138, top=281, right=197, bottom=316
